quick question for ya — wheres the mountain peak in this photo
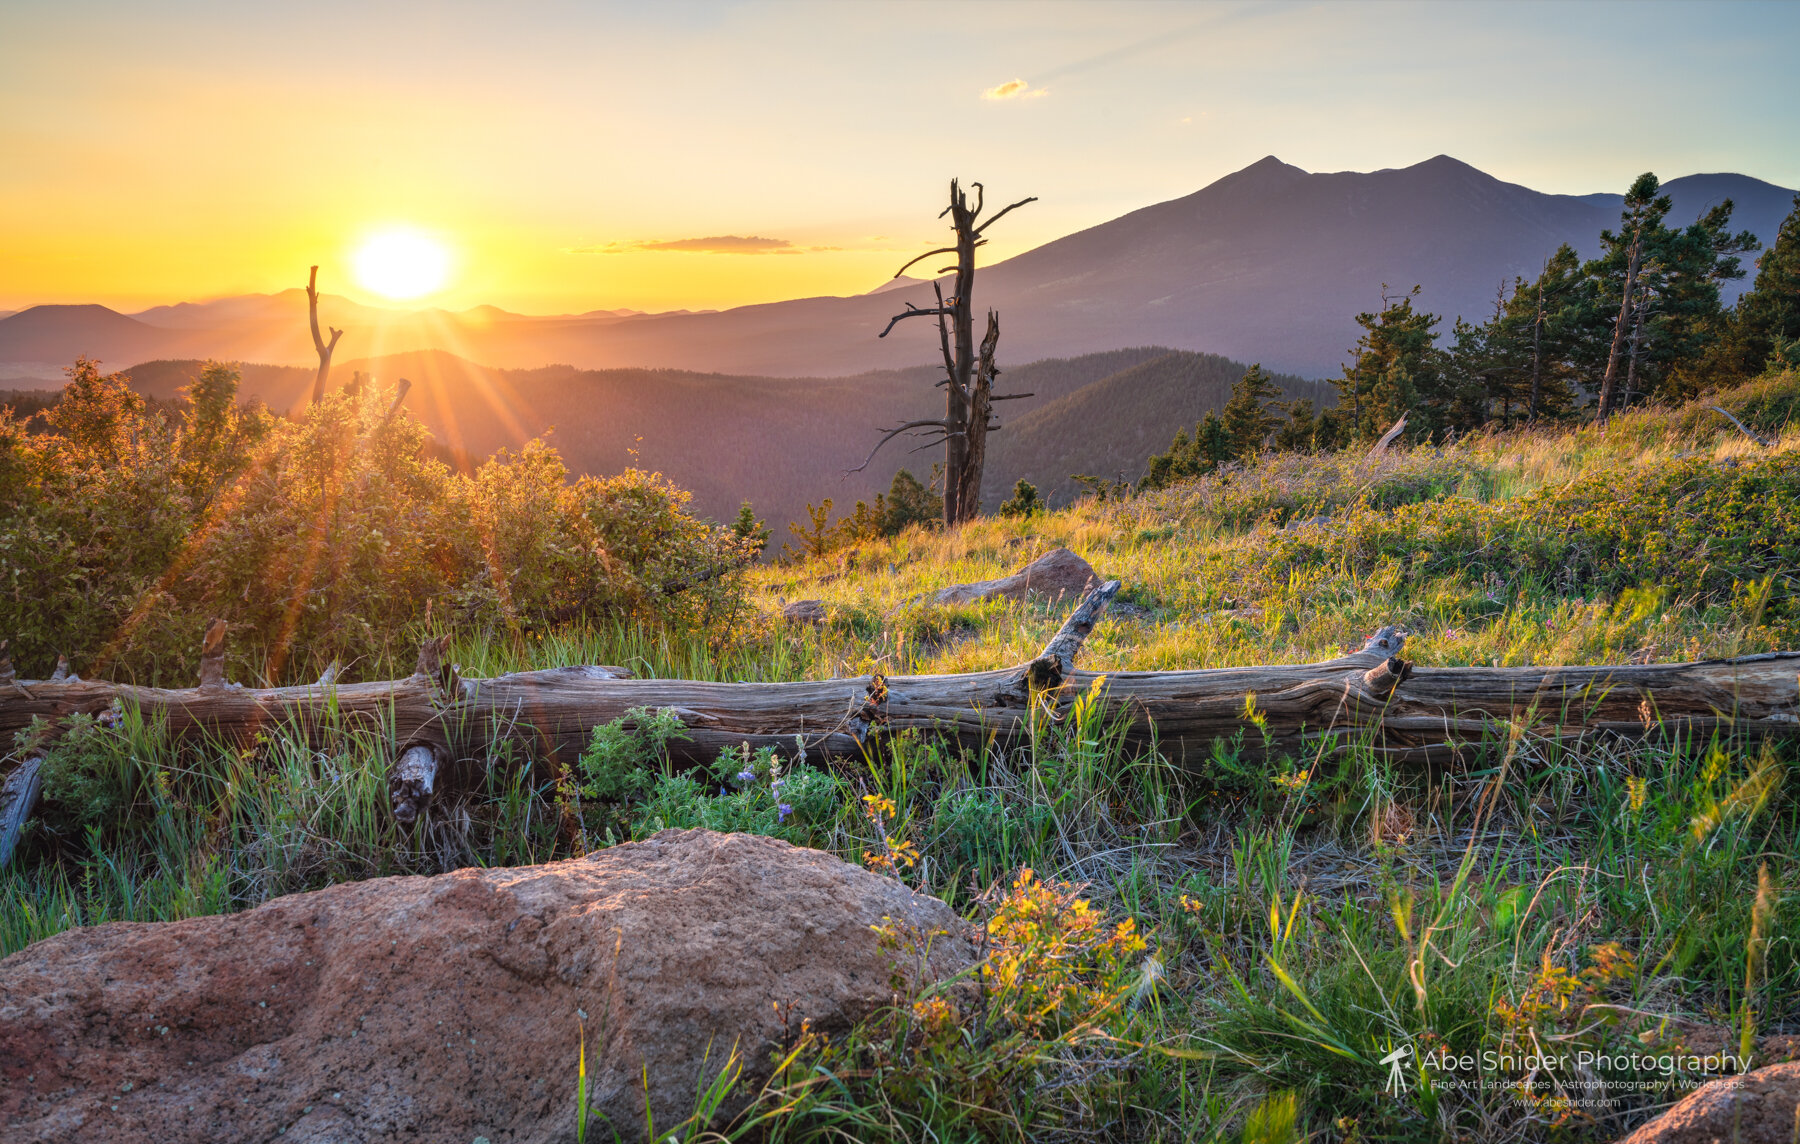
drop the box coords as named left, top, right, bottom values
left=1234, top=155, right=1308, bottom=181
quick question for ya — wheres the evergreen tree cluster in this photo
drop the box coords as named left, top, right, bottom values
left=782, top=469, right=942, bottom=559
left=1326, top=173, right=1778, bottom=444
left=1137, top=175, right=1800, bottom=488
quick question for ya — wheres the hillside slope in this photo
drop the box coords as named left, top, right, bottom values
left=114, top=348, right=1194, bottom=529
left=989, top=352, right=1332, bottom=503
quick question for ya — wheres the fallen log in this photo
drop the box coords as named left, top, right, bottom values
left=2, top=587, right=1797, bottom=828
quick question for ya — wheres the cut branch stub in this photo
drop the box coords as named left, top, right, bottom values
left=1021, top=579, right=1120, bottom=691
left=198, top=618, right=227, bottom=690
left=1362, top=656, right=1413, bottom=697
left=390, top=740, right=446, bottom=827
left=50, top=655, right=72, bottom=684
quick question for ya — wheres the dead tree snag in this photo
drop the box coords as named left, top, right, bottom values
left=306, top=266, right=345, bottom=406
left=862, top=179, right=1035, bottom=524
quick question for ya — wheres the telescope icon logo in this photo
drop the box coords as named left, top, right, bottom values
left=1381, top=1044, right=1412, bottom=1096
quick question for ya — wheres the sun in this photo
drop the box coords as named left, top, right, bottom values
left=353, top=228, right=452, bottom=300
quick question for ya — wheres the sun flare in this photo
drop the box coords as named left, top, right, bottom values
left=353, top=229, right=452, bottom=300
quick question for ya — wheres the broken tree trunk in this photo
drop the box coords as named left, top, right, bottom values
left=4, top=586, right=1798, bottom=827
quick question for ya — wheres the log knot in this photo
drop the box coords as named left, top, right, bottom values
left=1362, top=656, right=1413, bottom=697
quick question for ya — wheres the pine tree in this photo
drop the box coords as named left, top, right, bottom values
left=731, top=501, right=771, bottom=556
left=1332, top=287, right=1444, bottom=441
left=1197, top=413, right=1232, bottom=467
left=998, top=479, right=1041, bottom=517
left=785, top=500, right=835, bottom=560
left=1274, top=398, right=1319, bottom=452
left=1730, top=194, right=1800, bottom=374
left=1586, top=174, right=1758, bottom=414
left=1219, top=364, right=1286, bottom=457
left=880, top=469, right=941, bottom=533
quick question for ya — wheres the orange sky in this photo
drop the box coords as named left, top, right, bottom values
left=4, top=1, right=1796, bottom=316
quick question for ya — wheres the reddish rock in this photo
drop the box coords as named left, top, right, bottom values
left=1620, top=1061, right=1800, bottom=1144
left=924, top=546, right=1100, bottom=606
left=1, top=829, right=975, bottom=1143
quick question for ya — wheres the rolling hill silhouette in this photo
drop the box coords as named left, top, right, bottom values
left=109, top=347, right=1322, bottom=530
left=4, top=156, right=1792, bottom=382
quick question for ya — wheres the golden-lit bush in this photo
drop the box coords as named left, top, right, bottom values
left=0, top=361, right=756, bottom=685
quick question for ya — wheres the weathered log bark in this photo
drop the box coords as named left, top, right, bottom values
left=0, top=754, right=43, bottom=867
left=4, top=638, right=1794, bottom=770
left=3, top=589, right=1797, bottom=830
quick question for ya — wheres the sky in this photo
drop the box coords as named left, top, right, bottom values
left=3, top=0, right=1798, bottom=315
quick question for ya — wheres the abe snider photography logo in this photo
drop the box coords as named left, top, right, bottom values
left=1377, top=1043, right=1753, bottom=1101
left=1381, top=1045, right=1412, bottom=1096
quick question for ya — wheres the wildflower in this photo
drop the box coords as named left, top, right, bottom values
left=777, top=803, right=793, bottom=822
left=1273, top=768, right=1310, bottom=794
left=736, top=768, right=757, bottom=784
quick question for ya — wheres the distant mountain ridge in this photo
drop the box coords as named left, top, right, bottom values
left=2, top=156, right=1792, bottom=381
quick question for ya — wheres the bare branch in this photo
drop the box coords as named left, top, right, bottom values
left=893, top=246, right=958, bottom=279
left=1367, top=415, right=1407, bottom=458
left=1709, top=405, right=1773, bottom=448
left=879, top=304, right=953, bottom=339
left=975, top=196, right=1037, bottom=236
left=969, top=181, right=984, bottom=220
left=844, top=419, right=956, bottom=476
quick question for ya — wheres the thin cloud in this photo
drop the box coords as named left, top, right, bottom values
left=981, top=78, right=1047, bottom=101
left=569, top=235, right=797, bottom=255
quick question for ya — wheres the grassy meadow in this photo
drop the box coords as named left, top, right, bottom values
left=5, top=371, right=1800, bottom=1142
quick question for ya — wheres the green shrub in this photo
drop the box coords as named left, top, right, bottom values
left=576, top=707, right=690, bottom=838
left=1245, top=451, right=1800, bottom=618
left=0, top=363, right=756, bottom=685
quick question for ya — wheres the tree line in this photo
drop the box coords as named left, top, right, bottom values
left=1139, top=173, right=1800, bottom=485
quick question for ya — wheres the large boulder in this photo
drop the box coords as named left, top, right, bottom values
left=922, top=546, right=1100, bottom=607
left=1619, top=1061, right=1800, bottom=1144
left=1, top=829, right=976, bottom=1143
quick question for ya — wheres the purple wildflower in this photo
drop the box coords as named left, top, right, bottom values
left=737, top=769, right=757, bottom=784
left=777, top=803, right=793, bottom=823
